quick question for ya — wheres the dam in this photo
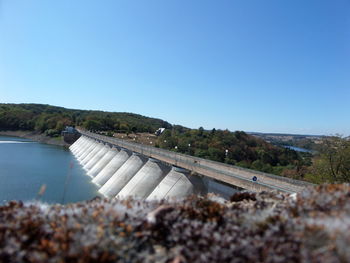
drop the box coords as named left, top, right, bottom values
left=69, top=130, right=313, bottom=200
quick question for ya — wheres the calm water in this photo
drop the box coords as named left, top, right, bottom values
left=0, top=136, right=100, bottom=205
left=284, top=145, right=312, bottom=153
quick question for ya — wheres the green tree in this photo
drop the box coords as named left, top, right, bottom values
left=311, top=136, right=350, bottom=182
left=198, top=127, right=204, bottom=137
left=83, top=120, right=102, bottom=131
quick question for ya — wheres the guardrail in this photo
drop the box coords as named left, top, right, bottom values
left=78, top=129, right=314, bottom=193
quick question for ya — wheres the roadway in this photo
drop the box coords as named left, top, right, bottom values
left=78, top=129, right=314, bottom=193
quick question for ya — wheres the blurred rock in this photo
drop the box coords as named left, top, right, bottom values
left=0, top=184, right=349, bottom=262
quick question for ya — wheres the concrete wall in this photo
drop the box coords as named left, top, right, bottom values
left=81, top=143, right=104, bottom=166
left=70, top=137, right=200, bottom=200
left=69, top=131, right=311, bottom=202
left=116, top=159, right=171, bottom=200
left=73, top=137, right=92, bottom=156
left=78, top=141, right=98, bottom=161
left=99, top=153, right=147, bottom=198
left=84, top=145, right=110, bottom=170
left=146, top=167, right=194, bottom=201
left=92, top=150, right=130, bottom=186
left=70, top=136, right=200, bottom=200
left=87, top=148, right=119, bottom=178
left=79, top=130, right=312, bottom=193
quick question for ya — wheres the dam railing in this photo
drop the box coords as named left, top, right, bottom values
left=78, top=129, right=314, bottom=193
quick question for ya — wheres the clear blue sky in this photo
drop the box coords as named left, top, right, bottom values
left=1, top=0, right=349, bottom=135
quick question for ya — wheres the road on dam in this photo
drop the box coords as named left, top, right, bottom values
left=75, top=129, right=313, bottom=195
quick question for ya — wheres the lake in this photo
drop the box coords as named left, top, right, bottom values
left=0, top=136, right=100, bottom=205
left=283, top=145, right=312, bottom=153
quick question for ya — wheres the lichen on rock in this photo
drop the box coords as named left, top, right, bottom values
left=0, top=184, right=350, bottom=262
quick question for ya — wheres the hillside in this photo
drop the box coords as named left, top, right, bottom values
left=0, top=103, right=309, bottom=178
left=249, top=132, right=323, bottom=152
left=153, top=128, right=308, bottom=177
left=0, top=103, right=172, bottom=136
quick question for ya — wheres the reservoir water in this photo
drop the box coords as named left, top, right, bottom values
left=283, top=145, right=312, bottom=153
left=0, top=136, right=100, bottom=205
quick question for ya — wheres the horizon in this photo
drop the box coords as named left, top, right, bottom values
left=1, top=1, right=349, bottom=136
left=0, top=102, right=329, bottom=137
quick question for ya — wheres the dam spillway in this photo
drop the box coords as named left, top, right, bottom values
left=99, top=153, right=147, bottom=198
left=116, top=158, right=171, bottom=200
left=87, top=147, right=118, bottom=177
left=69, top=135, right=200, bottom=200
left=92, top=149, right=131, bottom=186
left=147, top=167, right=196, bottom=201
left=69, top=131, right=313, bottom=200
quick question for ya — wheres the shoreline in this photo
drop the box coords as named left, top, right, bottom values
left=0, top=130, right=71, bottom=147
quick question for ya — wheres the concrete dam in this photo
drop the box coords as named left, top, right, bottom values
left=69, top=130, right=312, bottom=200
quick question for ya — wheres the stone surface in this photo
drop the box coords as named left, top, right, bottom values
left=0, top=184, right=350, bottom=263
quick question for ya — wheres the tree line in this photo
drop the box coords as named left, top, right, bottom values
left=307, top=136, right=350, bottom=183
left=154, top=127, right=310, bottom=177
left=155, top=130, right=350, bottom=183
left=1, top=103, right=348, bottom=183
left=0, top=103, right=171, bottom=136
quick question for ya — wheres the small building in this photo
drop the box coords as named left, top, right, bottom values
left=62, top=126, right=78, bottom=134
left=62, top=126, right=80, bottom=144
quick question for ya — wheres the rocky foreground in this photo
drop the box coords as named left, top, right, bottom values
left=0, top=185, right=349, bottom=263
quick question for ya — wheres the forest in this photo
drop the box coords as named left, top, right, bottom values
left=156, top=129, right=349, bottom=183
left=154, top=127, right=310, bottom=177
left=0, top=103, right=171, bottom=136
left=1, top=103, right=349, bottom=183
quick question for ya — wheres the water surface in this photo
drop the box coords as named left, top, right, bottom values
left=284, top=145, right=312, bottom=153
left=0, top=136, right=100, bottom=205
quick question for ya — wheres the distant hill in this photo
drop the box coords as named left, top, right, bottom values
left=249, top=132, right=323, bottom=137
left=0, top=103, right=172, bottom=136
left=0, top=103, right=311, bottom=178
left=155, top=127, right=310, bottom=177
left=249, top=132, right=324, bottom=152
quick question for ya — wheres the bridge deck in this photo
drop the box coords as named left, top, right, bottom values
left=78, top=130, right=314, bottom=193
